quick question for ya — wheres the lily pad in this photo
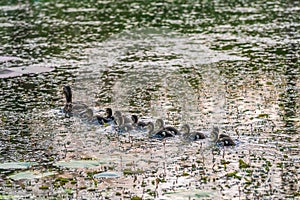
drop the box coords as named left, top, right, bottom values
left=0, top=162, right=37, bottom=170
left=0, top=195, right=16, bottom=199
left=8, top=171, right=56, bottom=180
left=0, top=65, right=55, bottom=79
left=0, top=56, right=21, bottom=62
left=93, top=171, right=122, bottom=178
left=164, top=189, right=213, bottom=199
left=54, top=160, right=102, bottom=169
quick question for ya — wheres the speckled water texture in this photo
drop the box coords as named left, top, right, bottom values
left=0, top=0, right=299, bottom=199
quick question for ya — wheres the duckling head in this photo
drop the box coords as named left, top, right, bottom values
left=146, top=122, right=155, bottom=135
left=114, top=111, right=122, bottom=118
left=155, top=119, right=164, bottom=129
left=115, top=116, right=124, bottom=126
left=180, top=124, right=190, bottom=137
left=210, top=126, right=219, bottom=142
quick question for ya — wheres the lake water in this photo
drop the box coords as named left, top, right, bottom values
left=0, top=0, right=299, bottom=199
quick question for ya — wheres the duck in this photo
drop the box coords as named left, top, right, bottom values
left=115, top=115, right=134, bottom=133
left=181, top=124, right=205, bottom=141
left=155, top=118, right=180, bottom=135
left=131, top=115, right=147, bottom=129
left=146, top=121, right=174, bottom=139
left=96, top=108, right=115, bottom=125
left=62, top=85, right=92, bottom=118
left=211, top=126, right=235, bottom=146
left=114, top=111, right=132, bottom=124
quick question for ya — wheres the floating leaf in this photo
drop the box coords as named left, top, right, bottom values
left=164, top=189, right=213, bottom=199
left=8, top=171, right=56, bottom=180
left=93, top=171, right=122, bottom=178
left=0, top=162, right=37, bottom=170
left=0, top=195, right=16, bottom=199
left=54, top=160, right=102, bottom=169
left=0, top=65, right=55, bottom=79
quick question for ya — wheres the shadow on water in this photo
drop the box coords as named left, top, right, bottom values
left=0, top=0, right=299, bottom=199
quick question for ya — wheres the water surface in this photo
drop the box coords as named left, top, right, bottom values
left=0, top=0, right=299, bottom=199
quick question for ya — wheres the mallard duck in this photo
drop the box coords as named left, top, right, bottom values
left=211, top=126, right=235, bottom=146
left=62, top=85, right=92, bottom=118
left=181, top=124, right=205, bottom=141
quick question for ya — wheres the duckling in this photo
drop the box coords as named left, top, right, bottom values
left=62, top=85, right=91, bottom=118
left=155, top=119, right=180, bottom=135
left=96, top=108, right=115, bottom=125
left=211, top=126, right=235, bottom=146
left=131, top=115, right=147, bottom=129
left=114, top=111, right=122, bottom=118
left=181, top=124, right=205, bottom=141
left=114, top=111, right=132, bottom=124
left=146, top=121, right=174, bottom=139
left=115, top=115, right=134, bottom=133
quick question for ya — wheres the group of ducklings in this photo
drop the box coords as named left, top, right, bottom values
left=63, top=85, right=235, bottom=146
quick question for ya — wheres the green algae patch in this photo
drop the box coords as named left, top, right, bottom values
left=39, top=185, right=49, bottom=190
left=239, top=159, right=250, bottom=169
left=226, top=171, right=241, bottom=179
left=131, top=196, right=142, bottom=200
left=123, top=168, right=144, bottom=175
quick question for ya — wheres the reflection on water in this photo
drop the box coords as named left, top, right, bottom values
left=0, top=0, right=299, bottom=199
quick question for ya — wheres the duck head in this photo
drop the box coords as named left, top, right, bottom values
left=131, top=115, right=138, bottom=124
left=63, top=85, right=73, bottom=116
left=63, top=85, right=72, bottom=103
left=105, top=108, right=113, bottom=117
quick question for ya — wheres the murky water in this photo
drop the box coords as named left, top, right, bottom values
left=0, top=0, right=299, bottom=199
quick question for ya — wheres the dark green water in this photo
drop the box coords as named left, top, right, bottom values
left=0, top=0, right=299, bottom=199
